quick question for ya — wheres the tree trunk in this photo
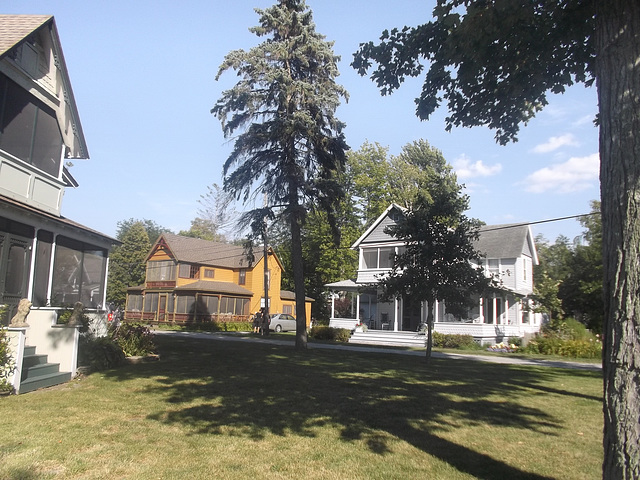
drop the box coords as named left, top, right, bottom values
left=596, top=2, right=640, bottom=478
left=425, top=295, right=434, bottom=363
left=290, top=209, right=307, bottom=349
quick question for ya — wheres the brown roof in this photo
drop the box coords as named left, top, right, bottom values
left=158, top=233, right=263, bottom=269
left=0, top=15, right=52, bottom=59
left=174, top=280, right=253, bottom=296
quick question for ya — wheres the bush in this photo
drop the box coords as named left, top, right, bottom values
left=0, top=325, right=16, bottom=393
left=432, top=331, right=480, bottom=350
left=111, top=323, right=156, bottom=357
left=78, top=336, right=126, bottom=371
left=309, top=326, right=351, bottom=343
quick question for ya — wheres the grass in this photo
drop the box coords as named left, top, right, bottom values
left=0, top=334, right=603, bottom=479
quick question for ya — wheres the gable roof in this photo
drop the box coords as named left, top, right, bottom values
left=352, top=203, right=538, bottom=264
left=351, top=203, right=406, bottom=249
left=0, top=15, right=51, bottom=57
left=0, top=15, right=88, bottom=159
left=476, top=224, right=539, bottom=264
left=150, top=233, right=284, bottom=270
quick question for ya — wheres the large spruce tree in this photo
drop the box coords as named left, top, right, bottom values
left=212, top=0, right=348, bottom=348
left=353, top=1, right=638, bottom=477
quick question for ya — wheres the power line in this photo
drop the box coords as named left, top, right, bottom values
left=480, top=212, right=600, bottom=232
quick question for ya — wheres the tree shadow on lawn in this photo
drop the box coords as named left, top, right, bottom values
left=104, top=335, right=601, bottom=479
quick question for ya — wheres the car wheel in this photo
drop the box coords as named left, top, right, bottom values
left=275, top=324, right=282, bottom=332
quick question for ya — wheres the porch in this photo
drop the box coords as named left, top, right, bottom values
left=330, top=318, right=541, bottom=346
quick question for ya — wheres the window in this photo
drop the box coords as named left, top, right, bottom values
left=204, top=268, right=215, bottom=279
left=51, top=236, right=107, bottom=308
left=362, top=249, right=377, bottom=269
left=523, top=258, right=528, bottom=281
left=147, top=260, right=176, bottom=281
left=199, top=295, right=219, bottom=315
left=175, top=295, right=195, bottom=314
left=179, top=263, right=199, bottom=279
left=127, top=294, right=143, bottom=312
left=238, top=269, right=246, bottom=285
left=487, top=259, right=500, bottom=278
left=0, top=74, right=63, bottom=177
left=283, top=305, right=293, bottom=315
left=362, top=247, right=396, bottom=269
left=378, top=247, right=395, bottom=268
left=220, top=296, right=250, bottom=315
left=143, top=293, right=159, bottom=313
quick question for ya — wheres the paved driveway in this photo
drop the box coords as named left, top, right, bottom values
left=153, top=330, right=602, bottom=371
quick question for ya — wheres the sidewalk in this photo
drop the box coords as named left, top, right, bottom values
left=153, top=330, right=602, bottom=371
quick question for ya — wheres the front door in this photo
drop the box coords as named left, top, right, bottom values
left=158, top=294, right=167, bottom=321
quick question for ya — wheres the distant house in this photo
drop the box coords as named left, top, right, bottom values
left=327, top=204, right=542, bottom=344
left=0, top=15, right=116, bottom=392
left=124, top=233, right=312, bottom=326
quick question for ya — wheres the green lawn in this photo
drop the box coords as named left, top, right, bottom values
left=0, top=334, right=603, bottom=479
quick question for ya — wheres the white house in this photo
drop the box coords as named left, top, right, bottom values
left=327, top=204, right=542, bottom=344
left=0, top=15, right=116, bottom=392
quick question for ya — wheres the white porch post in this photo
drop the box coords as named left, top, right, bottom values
left=479, top=297, right=484, bottom=323
left=393, top=297, right=399, bottom=331
left=26, top=228, right=38, bottom=301
left=46, top=234, right=58, bottom=305
left=330, top=292, right=335, bottom=319
left=492, top=296, right=498, bottom=324
left=356, top=292, right=361, bottom=321
left=504, top=297, right=509, bottom=325
left=434, top=300, right=439, bottom=323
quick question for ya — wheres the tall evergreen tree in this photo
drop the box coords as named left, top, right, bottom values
left=212, top=0, right=349, bottom=348
left=353, top=2, right=639, bottom=475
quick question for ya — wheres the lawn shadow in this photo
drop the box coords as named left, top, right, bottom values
left=103, top=334, right=600, bottom=479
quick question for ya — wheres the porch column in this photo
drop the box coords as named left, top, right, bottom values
left=102, top=256, right=110, bottom=309
left=492, top=296, right=498, bottom=324
left=434, top=300, right=439, bottom=323
left=330, top=292, right=335, bottom=319
left=46, top=234, right=58, bottom=305
left=479, top=297, right=484, bottom=323
left=26, top=228, right=38, bottom=301
left=515, top=300, right=521, bottom=327
left=393, top=297, right=399, bottom=332
left=504, top=297, right=509, bottom=325
left=356, top=292, right=361, bottom=321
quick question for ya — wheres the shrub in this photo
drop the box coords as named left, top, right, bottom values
left=309, top=326, right=351, bottom=343
left=521, top=334, right=602, bottom=359
left=78, top=335, right=126, bottom=371
left=0, top=325, right=16, bottom=393
left=432, top=332, right=480, bottom=350
left=111, top=323, right=156, bottom=357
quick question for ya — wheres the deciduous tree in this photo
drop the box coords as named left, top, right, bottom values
left=107, top=222, right=151, bottom=307
left=353, top=2, right=638, bottom=476
left=212, top=0, right=349, bottom=348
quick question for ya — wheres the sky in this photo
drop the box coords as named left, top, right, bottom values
left=5, top=0, right=600, bottom=244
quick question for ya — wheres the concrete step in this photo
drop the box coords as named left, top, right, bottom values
left=349, top=331, right=427, bottom=348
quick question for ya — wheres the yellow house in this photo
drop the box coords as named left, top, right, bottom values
left=124, top=233, right=312, bottom=327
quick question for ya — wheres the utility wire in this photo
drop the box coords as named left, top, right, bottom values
left=479, top=212, right=600, bottom=232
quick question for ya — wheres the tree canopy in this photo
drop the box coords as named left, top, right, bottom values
left=353, top=2, right=639, bottom=477
left=380, top=159, right=488, bottom=360
left=212, top=0, right=349, bottom=348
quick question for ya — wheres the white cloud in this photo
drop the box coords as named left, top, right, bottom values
left=532, top=133, right=580, bottom=153
left=454, top=154, right=502, bottom=179
left=524, top=153, right=599, bottom=193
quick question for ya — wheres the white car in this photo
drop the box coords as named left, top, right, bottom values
left=269, top=313, right=296, bottom=332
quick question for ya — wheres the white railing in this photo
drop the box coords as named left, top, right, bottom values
left=328, top=318, right=359, bottom=330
